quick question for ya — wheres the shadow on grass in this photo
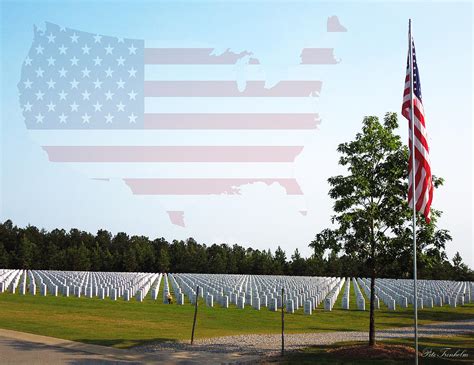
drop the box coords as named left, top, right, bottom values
left=1, top=338, right=141, bottom=364
left=381, top=309, right=474, bottom=323
left=76, top=337, right=179, bottom=349
left=264, top=344, right=408, bottom=365
left=3, top=338, right=77, bottom=354
left=266, top=342, right=473, bottom=365
left=69, top=359, right=140, bottom=364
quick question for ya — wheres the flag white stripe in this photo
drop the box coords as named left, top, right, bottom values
left=408, top=134, right=431, bottom=163
left=144, top=65, right=331, bottom=81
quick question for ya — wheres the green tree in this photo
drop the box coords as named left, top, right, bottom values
left=0, top=243, right=10, bottom=268
left=157, top=246, right=171, bottom=272
left=273, top=246, right=288, bottom=275
left=290, top=248, right=307, bottom=276
left=16, top=236, right=36, bottom=269
left=325, top=249, right=343, bottom=277
left=310, top=113, right=451, bottom=346
left=451, top=251, right=473, bottom=280
left=123, top=246, right=138, bottom=272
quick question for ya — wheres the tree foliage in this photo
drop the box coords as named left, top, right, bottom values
left=309, top=113, right=457, bottom=345
left=0, top=217, right=469, bottom=280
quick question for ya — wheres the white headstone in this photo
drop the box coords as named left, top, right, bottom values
left=222, top=295, right=229, bottom=308
left=388, top=298, right=396, bottom=311
left=252, top=297, right=261, bottom=310
left=238, top=296, right=245, bottom=309
left=206, top=294, right=214, bottom=307
left=342, top=296, right=349, bottom=310
left=449, top=297, right=457, bottom=308
left=286, top=299, right=294, bottom=313
left=269, top=298, right=277, bottom=311
left=20, top=282, right=26, bottom=295
left=178, top=293, right=184, bottom=305
left=424, top=297, right=433, bottom=308
left=324, top=297, right=332, bottom=311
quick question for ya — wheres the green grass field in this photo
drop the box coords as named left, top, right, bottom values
left=0, top=278, right=473, bottom=349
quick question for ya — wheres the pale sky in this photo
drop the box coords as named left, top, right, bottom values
left=1, top=1, right=472, bottom=267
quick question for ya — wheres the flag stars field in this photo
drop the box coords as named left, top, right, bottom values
left=19, top=22, right=144, bottom=129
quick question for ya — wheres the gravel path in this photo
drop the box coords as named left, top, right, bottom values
left=139, top=319, right=474, bottom=356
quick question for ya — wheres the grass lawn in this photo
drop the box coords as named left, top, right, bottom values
left=0, top=279, right=473, bottom=349
left=270, top=335, right=474, bottom=364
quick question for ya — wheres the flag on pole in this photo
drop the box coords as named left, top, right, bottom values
left=401, top=36, right=433, bottom=223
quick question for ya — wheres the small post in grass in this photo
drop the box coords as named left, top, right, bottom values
left=191, top=285, right=199, bottom=345
left=281, top=287, right=285, bottom=356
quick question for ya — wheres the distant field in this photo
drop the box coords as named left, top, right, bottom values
left=0, top=279, right=472, bottom=349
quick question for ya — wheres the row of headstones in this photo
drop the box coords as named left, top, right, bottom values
left=28, top=270, right=147, bottom=298
left=174, top=273, right=338, bottom=307
left=372, top=278, right=471, bottom=308
left=176, top=274, right=278, bottom=308
left=287, top=284, right=333, bottom=315
left=168, top=274, right=186, bottom=305
left=150, top=273, right=163, bottom=300
left=162, top=274, right=172, bottom=303
left=357, top=278, right=396, bottom=310
left=341, top=278, right=350, bottom=310
left=32, top=270, right=138, bottom=293
left=353, top=278, right=368, bottom=310
left=0, top=270, right=24, bottom=294
left=382, top=279, right=453, bottom=306
left=323, top=277, right=345, bottom=311
left=24, top=270, right=161, bottom=302
left=2, top=270, right=175, bottom=305
left=357, top=278, right=473, bottom=310
left=4, top=270, right=470, bottom=311
left=371, top=278, right=429, bottom=309
left=390, top=279, right=473, bottom=303
left=172, top=273, right=342, bottom=314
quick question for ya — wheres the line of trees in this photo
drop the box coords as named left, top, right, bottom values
left=0, top=219, right=472, bottom=280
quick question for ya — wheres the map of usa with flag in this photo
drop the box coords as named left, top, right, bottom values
left=18, top=21, right=345, bottom=227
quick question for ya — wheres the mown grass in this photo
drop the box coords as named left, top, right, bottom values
left=0, top=279, right=472, bottom=349
left=273, top=335, right=474, bottom=364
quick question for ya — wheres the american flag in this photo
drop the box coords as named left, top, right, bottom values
left=18, top=22, right=343, bottom=227
left=401, top=36, right=433, bottom=223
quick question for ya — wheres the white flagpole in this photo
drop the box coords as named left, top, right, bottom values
left=408, top=18, right=419, bottom=364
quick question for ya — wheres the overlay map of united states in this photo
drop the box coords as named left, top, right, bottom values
left=18, top=21, right=344, bottom=227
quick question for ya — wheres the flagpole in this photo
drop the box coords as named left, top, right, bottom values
left=408, top=18, right=419, bottom=365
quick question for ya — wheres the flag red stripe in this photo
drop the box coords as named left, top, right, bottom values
left=124, top=178, right=303, bottom=195
left=143, top=113, right=320, bottom=129
left=402, top=37, right=432, bottom=223
left=42, top=146, right=304, bottom=163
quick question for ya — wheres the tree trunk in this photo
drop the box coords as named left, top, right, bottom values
left=369, top=204, right=376, bottom=347
left=369, top=267, right=376, bottom=346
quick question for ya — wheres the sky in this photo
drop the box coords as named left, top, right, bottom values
left=0, top=1, right=472, bottom=267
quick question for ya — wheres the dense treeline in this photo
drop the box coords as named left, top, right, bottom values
left=0, top=219, right=472, bottom=281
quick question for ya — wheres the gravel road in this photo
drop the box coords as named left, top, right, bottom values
left=139, top=319, right=474, bottom=356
